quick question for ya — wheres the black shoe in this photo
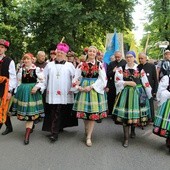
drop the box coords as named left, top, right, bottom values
left=24, top=139, right=29, bottom=145
left=59, top=129, right=64, bottom=133
left=46, top=134, right=53, bottom=138
left=96, top=119, right=102, bottom=123
left=49, top=134, right=58, bottom=142
left=2, top=128, right=13, bottom=135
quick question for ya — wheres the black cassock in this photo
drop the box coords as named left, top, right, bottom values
left=42, top=103, right=78, bottom=132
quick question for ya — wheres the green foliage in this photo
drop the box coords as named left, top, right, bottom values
left=0, top=0, right=136, bottom=61
left=141, top=0, right=170, bottom=59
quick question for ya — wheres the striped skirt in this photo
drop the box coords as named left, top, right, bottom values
left=153, top=99, right=170, bottom=138
left=12, top=83, right=44, bottom=121
left=73, top=78, right=108, bottom=120
left=112, top=85, right=151, bottom=126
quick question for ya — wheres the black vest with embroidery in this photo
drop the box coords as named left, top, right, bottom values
left=0, top=56, right=12, bottom=97
left=81, top=61, right=100, bottom=78
left=22, top=69, right=37, bottom=83
left=122, top=66, right=141, bottom=84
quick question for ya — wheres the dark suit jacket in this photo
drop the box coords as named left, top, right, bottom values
left=107, top=59, right=127, bottom=83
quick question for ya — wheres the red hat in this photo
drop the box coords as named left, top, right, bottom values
left=50, top=50, right=56, bottom=55
left=0, top=39, right=10, bottom=48
left=23, top=53, right=34, bottom=59
left=56, top=43, right=69, bottom=53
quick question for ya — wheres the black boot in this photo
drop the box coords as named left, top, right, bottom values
left=2, top=116, right=13, bottom=135
left=123, top=126, right=129, bottom=148
left=130, top=125, right=136, bottom=138
left=0, top=123, right=3, bottom=129
left=24, top=128, right=31, bottom=145
left=49, top=133, right=58, bottom=143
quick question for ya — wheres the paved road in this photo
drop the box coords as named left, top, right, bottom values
left=0, top=117, right=169, bottom=170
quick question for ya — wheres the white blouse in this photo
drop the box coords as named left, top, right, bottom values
left=156, top=75, right=170, bottom=106
left=72, top=61, right=107, bottom=94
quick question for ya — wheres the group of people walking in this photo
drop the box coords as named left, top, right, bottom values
left=0, top=38, right=170, bottom=153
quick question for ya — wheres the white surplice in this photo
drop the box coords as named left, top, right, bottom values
left=44, top=61, right=75, bottom=104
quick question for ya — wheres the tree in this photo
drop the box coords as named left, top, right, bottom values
left=141, top=0, right=170, bottom=59
left=0, top=0, right=27, bottom=61
left=0, top=0, right=137, bottom=60
left=20, top=0, right=136, bottom=55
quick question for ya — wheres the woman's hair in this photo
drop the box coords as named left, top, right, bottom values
left=22, top=53, right=34, bottom=60
left=88, top=46, right=98, bottom=52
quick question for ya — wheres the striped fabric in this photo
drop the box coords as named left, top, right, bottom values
left=73, top=78, right=108, bottom=120
left=12, top=83, right=44, bottom=121
left=153, top=99, right=170, bottom=138
left=112, top=85, right=151, bottom=126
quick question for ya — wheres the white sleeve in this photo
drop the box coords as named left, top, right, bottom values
left=34, top=67, right=45, bottom=93
left=71, top=63, right=82, bottom=92
left=140, top=69, right=152, bottom=99
left=91, top=62, right=107, bottom=94
left=114, top=67, right=125, bottom=94
left=156, top=75, right=170, bottom=106
left=9, top=60, right=17, bottom=91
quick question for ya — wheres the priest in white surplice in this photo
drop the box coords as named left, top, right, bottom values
left=43, top=42, right=75, bottom=142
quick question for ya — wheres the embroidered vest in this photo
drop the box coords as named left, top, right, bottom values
left=0, top=57, right=12, bottom=97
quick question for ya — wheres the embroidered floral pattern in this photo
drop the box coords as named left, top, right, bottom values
left=145, top=82, right=150, bottom=87
left=81, top=62, right=99, bottom=78
left=76, top=112, right=107, bottom=120
left=56, top=90, right=61, bottom=95
left=123, top=69, right=140, bottom=79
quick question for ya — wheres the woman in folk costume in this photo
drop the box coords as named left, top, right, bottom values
left=153, top=61, right=170, bottom=152
left=72, top=46, right=108, bottom=147
left=12, top=53, right=45, bottom=145
left=112, top=51, right=152, bottom=148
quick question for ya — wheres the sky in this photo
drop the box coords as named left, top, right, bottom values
left=132, top=1, right=149, bottom=43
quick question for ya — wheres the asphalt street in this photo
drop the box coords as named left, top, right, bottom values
left=0, top=116, right=169, bottom=170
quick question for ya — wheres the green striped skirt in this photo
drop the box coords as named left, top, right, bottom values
left=73, top=78, right=108, bottom=120
left=112, top=84, right=151, bottom=126
left=153, top=99, right=170, bottom=138
left=12, top=83, right=44, bottom=121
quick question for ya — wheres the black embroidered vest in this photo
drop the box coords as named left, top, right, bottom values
left=0, top=57, right=12, bottom=97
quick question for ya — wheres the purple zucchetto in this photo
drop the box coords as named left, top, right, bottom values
left=56, top=43, right=69, bottom=53
left=126, top=51, right=136, bottom=58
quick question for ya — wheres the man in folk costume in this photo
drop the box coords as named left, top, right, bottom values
left=43, top=42, right=76, bottom=142
left=0, top=39, right=17, bottom=135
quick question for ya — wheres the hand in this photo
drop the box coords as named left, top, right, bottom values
left=129, top=81, right=136, bottom=87
left=78, top=86, right=84, bottom=92
left=31, top=87, right=38, bottom=94
left=105, top=87, right=109, bottom=92
left=125, top=81, right=136, bottom=87
left=7, top=92, right=12, bottom=100
left=84, top=86, right=92, bottom=92
left=113, top=66, right=117, bottom=72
